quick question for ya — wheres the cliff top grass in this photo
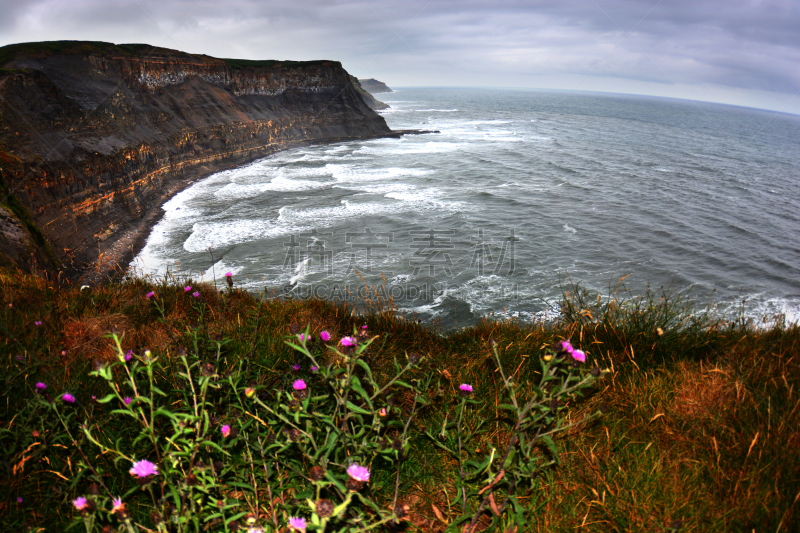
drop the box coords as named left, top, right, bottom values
left=1, top=267, right=798, bottom=532
left=0, top=40, right=337, bottom=71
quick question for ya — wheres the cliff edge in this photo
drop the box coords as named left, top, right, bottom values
left=0, top=41, right=399, bottom=280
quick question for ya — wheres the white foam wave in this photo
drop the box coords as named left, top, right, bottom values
left=183, top=219, right=310, bottom=253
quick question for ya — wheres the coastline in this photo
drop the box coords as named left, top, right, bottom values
left=88, top=129, right=435, bottom=285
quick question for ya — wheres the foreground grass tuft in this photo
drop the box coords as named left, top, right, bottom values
left=1, top=268, right=798, bottom=532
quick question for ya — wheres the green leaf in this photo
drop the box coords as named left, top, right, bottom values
left=96, top=393, right=117, bottom=404
left=345, top=401, right=372, bottom=415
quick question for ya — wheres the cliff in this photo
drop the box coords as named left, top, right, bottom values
left=350, top=76, right=389, bottom=110
left=0, top=41, right=404, bottom=280
left=358, top=78, right=392, bottom=94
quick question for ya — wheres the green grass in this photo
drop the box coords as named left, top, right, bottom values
left=1, top=268, right=798, bottom=532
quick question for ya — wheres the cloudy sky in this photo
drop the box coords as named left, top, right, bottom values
left=2, top=0, right=799, bottom=114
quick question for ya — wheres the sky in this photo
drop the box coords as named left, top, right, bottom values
left=1, top=0, right=799, bottom=114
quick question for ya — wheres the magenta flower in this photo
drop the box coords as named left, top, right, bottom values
left=288, top=517, right=307, bottom=532
left=62, top=393, right=76, bottom=403
left=124, top=350, right=133, bottom=362
left=129, top=459, right=158, bottom=478
left=362, top=325, right=368, bottom=330
left=310, top=366, right=319, bottom=372
left=571, top=349, right=586, bottom=363
left=221, top=425, right=231, bottom=437
left=225, top=272, right=233, bottom=277
left=459, top=384, right=473, bottom=393
left=34, top=320, right=42, bottom=326
left=184, top=286, right=192, bottom=292
left=73, top=496, right=88, bottom=510
left=35, top=382, right=47, bottom=391
left=146, top=291, right=155, bottom=299
left=298, top=333, right=312, bottom=342
left=293, top=379, right=307, bottom=391
left=17, top=496, right=23, bottom=503
left=292, top=363, right=301, bottom=371
left=123, top=397, right=133, bottom=406
left=347, top=464, right=370, bottom=482
left=560, top=340, right=574, bottom=354
left=320, top=331, right=331, bottom=342
left=193, top=291, right=200, bottom=298
left=341, top=336, right=356, bottom=347
left=112, top=497, right=125, bottom=512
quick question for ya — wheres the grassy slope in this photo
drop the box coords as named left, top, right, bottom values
left=1, top=268, right=798, bottom=532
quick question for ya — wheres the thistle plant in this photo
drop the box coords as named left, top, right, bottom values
left=427, top=339, right=606, bottom=532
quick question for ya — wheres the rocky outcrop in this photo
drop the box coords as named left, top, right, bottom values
left=358, top=79, right=392, bottom=94
left=350, top=76, right=389, bottom=110
left=0, top=41, right=404, bottom=280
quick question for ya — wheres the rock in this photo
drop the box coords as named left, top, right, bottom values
left=358, top=79, right=392, bottom=93
left=0, top=41, right=398, bottom=280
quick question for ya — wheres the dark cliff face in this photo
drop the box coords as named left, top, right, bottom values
left=0, top=41, right=393, bottom=278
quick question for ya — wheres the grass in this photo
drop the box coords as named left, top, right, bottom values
left=1, top=267, right=798, bottom=532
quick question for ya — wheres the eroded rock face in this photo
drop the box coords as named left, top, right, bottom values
left=0, top=42, right=394, bottom=279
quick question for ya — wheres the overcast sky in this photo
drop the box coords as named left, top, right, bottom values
left=2, top=0, right=799, bottom=114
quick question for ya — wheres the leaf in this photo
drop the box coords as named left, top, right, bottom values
left=96, top=394, right=117, bottom=404
left=432, top=504, right=447, bottom=524
left=345, top=401, right=372, bottom=415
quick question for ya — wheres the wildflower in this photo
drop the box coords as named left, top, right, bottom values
left=225, top=271, right=233, bottom=277
left=378, top=407, right=387, bottom=417
left=123, top=397, right=133, bottom=406
left=347, top=463, right=370, bottom=482
left=125, top=350, right=133, bottom=362
left=184, top=286, right=192, bottom=292
left=245, top=387, right=256, bottom=398
left=310, top=366, right=319, bottom=372
left=320, top=330, right=331, bottom=341
left=34, top=321, right=42, bottom=326
left=341, top=336, right=356, bottom=347
left=15, top=355, right=23, bottom=361
left=193, top=291, right=200, bottom=298
left=221, top=425, right=231, bottom=437
left=129, top=459, right=158, bottom=478
left=293, top=379, right=307, bottom=391
left=459, top=383, right=473, bottom=392
left=62, top=393, right=76, bottom=404
left=571, top=349, right=586, bottom=363
left=298, top=333, right=312, bottom=342
left=225, top=272, right=233, bottom=288
left=73, top=496, right=88, bottom=510
left=35, top=382, right=46, bottom=391
left=362, top=324, right=368, bottom=330
left=111, top=497, right=124, bottom=512
left=314, top=498, right=334, bottom=518
left=292, top=363, right=301, bottom=372
left=146, top=291, right=155, bottom=299
left=309, top=465, right=325, bottom=481
left=288, top=517, right=307, bottom=532
left=17, top=496, right=23, bottom=503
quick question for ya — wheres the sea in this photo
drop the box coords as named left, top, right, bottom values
left=130, top=87, right=800, bottom=329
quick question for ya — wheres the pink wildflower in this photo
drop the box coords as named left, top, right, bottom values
left=288, top=517, right=307, bottom=532
left=62, top=393, right=76, bottom=403
left=320, top=331, right=331, bottom=341
left=347, top=464, right=370, bottom=482
left=73, top=496, right=88, bottom=510
left=341, top=336, right=356, bottom=347
left=221, top=425, right=231, bottom=437
left=129, top=459, right=158, bottom=478
left=293, top=379, right=307, bottom=391
left=571, top=349, right=586, bottom=363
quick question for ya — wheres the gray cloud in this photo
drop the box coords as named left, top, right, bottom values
left=1, top=0, right=798, bottom=112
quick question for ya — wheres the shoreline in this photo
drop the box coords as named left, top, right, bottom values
left=84, top=130, right=435, bottom=285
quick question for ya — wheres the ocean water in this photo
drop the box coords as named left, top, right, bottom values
left=130, top=88, right=800, bottom=328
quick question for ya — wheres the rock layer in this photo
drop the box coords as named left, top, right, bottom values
left=0, top=41, right=398, bottom=279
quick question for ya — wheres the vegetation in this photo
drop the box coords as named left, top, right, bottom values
left=1, top=267, right=798, bottom=532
